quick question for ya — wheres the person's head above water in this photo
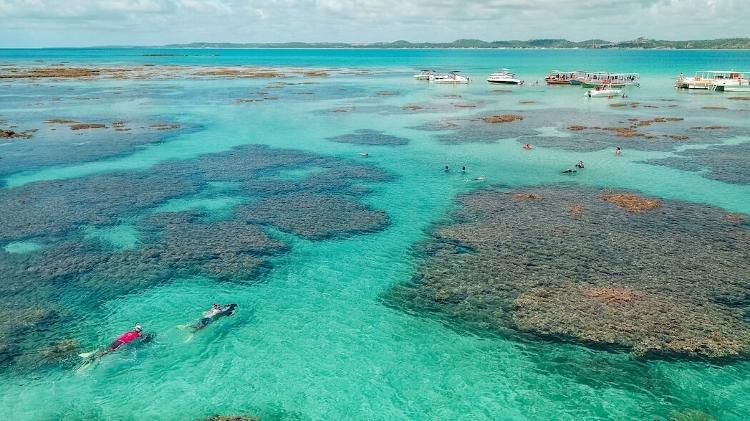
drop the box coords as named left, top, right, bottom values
left=213, top=303, right=221, bottom=310
left=134, top=324, right=143, bottom=332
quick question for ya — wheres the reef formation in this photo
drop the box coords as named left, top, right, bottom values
left=0, top=144, right=391, bottom=369
left=387, top=185, right=750, bottom=360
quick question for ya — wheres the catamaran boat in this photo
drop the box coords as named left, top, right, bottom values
left=709, top=72, right=750, bottom=92
left=545, top=70, right=581, bottom=85
left=675, top=71, right=746, bottom=90
left=413, top=69, right=434, bottom=80
left=580, top=72, right=640, bottom=88
left=430, top=71, right=470, bottom=84
left=584, top=84, right=623, bottom=98
left=486, top=69, right=523, bottom=85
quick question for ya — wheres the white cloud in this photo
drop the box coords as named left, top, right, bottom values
left=0, top=0, right=747, bottom=46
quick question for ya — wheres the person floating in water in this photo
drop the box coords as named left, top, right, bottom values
left=562, top=168, right=577, bottom=174
left=523, top=143, right=533, bottom=150
left=79, top=324, right=152, bottom=361
left=180, top=303, right=238, bottom=341
left=359, top=152, right=369, bottom=157
left=575, top=160, right=585, bottom=169
left=461, top=166, right=466, bottom=173
left=193, top=303, right=237, bottom=331
left=615, top=146, right=622, bottom=155
left=444, top=165, right=450, bottom=172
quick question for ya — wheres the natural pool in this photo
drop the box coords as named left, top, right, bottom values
left=0, top=49, right=748, bottom=420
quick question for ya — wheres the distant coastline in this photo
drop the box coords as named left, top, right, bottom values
left=147, top=38, right=750, bottom=50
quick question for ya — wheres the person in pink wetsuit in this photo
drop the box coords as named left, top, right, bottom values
left=81, top=324, right=153, bottom=360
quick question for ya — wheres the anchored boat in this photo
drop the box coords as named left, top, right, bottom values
left=413, top=69, right=434, bottom=80
left=675, top=71, right=746, bottom=90
left=545, top=70, right=581, bottom=85
left=580, top=72, right=640, bottom=88
left=487, top=69, right=523, bottom=85
left=584, top=84, right=623, bottom=98
left=431, top=71, right=470, bottom=84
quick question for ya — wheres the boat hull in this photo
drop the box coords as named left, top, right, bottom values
left=487, top=79, right=521, bottom=85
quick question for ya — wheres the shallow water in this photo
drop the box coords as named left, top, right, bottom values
left=0, top=49, right=749, bottom=420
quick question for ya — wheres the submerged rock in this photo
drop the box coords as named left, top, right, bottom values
left=387, top=186, right=750, bottom=360
left=328, top=129, right=410, bottom=146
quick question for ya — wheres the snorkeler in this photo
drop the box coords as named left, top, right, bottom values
left=79, top=324, right=153, bottom=360
left=461, top=166, right=466, bottom=173
left=444, top=165, right=450, bottom=172
left=359, top=152, right=369, bottom=157
left=192, top=303, right=237, bottom=332
left=562, top=168, right=577, bottom=174
left=575, top=160, right=585, bottom=169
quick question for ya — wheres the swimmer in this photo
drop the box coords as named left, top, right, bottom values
left=615, top=146, right=622, bottom=155
left=191, top=303, right=238, bottom=332
left=523, top=143, right=533, bottom=150
left=575, top=160, right=585, bottom=169
left=79, top=324, right=153, bottom=360
left=444, top=165, right=450, bottom=172
left=561, top=168, right=577, bottom=174
left=359, top=152, right=369, bottom=157
left=461, top=166, right=466, bottom=173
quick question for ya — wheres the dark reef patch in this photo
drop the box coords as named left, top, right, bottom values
left=0, top=144, right=392, bottom=370
left=410, top=108, right=750, bottom=151
left=646, top=142, right=750, bottom=185
left=328, top=129, right=410, bottom=146
left=385, top=186, right=750, bottom=360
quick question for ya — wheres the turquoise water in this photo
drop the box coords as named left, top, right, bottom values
left=0, top=49, right=749, bottom=420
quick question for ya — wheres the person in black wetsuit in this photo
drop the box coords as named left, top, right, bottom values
left=192, top=303, right=238, bottom=332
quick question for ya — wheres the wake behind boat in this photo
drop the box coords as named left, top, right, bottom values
left=487, top=69, right=523, bottom=85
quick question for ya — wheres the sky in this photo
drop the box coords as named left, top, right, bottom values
left=0, top=0, right=748, bottom=47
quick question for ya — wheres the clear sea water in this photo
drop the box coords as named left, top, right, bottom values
left=0, top=48, right=749, bottom=420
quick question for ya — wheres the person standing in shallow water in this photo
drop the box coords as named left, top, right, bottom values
left=461, top=166, right=466, bottom=173
left=615, top=146, right=622, bottom=155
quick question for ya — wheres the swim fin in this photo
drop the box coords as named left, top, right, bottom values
left=78, top=350, right=97, bottom=359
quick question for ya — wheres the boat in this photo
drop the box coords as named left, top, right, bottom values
left=709, top=72, right=750, bottom=92
left=580, top=72, right=640, bottom=88
left=584, top=84, right=623, bottom=98
left=675, top=71, right=746, bottom=90
left=545, top=70, right=581, bottom=85
left=430, top=71, right=470, bottom=84
left=413, top=69, right=434, bottom=80
left=486, top=69, right=523, bottom=85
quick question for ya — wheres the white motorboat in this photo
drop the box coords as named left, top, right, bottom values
left=584, top=85, right=622, bottom=98
left=487, top=69, right=523, bottom=85
left=709, top=72, right=750, bottom=92
left=413, top=69, right=434, bottom=80
left=675, top=71, right=745, bottom=90
left=430, top=71, right=470, bottom=84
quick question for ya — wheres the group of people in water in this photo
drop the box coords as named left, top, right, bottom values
left=441, top=144, right=623, bottom=177
left=79, top=303, right=238, bottom=363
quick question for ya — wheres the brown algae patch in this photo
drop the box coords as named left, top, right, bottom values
left=482, top=114, right=523, bottom=124
left=69, top=123, right=107, bottom=130
left=150, top=123, right=181, bottom=131
left=386, top=186, right=750, bottom=360
left=601, top=192, right=662, bottom=213
left=1, top=129, right=36, bottom=139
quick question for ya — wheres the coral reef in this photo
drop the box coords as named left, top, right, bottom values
left=601, top=192, right=662, bottom=213
left=0, top=128, right=36, bottom=139
left=482, top=114, right=523, bottom=124
left=328, top=129, right=410, bottom=146
left=386, top=186, right=750, bottom=360
left=646, top=142, right=750, bottom=185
